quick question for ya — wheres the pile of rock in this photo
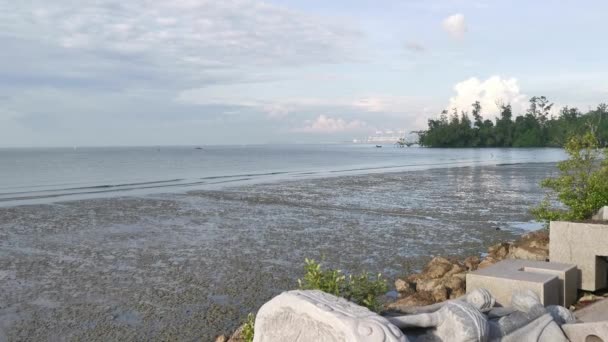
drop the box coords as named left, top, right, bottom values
left=389, top=230, right=549, bottom=311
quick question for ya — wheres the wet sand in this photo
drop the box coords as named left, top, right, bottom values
left=0, top=163, right=556, bottom=341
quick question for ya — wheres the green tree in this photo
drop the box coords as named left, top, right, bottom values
left=532, top=131, right=608, bottom=222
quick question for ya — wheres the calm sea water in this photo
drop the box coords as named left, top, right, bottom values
left=0, top=145, right=566, bottom=206
left=0, top=145, right=568, bottom=340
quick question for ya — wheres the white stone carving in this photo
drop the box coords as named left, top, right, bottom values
left=386, top=300, right=490, bottom=342
left=253, top=290, right=407, bottom=342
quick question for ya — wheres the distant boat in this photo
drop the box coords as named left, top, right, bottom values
left=375, top=145, right=382, bottom=148
left=195, top=147, right=204, bottom=150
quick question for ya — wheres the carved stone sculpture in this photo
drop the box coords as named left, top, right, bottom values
left=389, top=288, right=495, bottom=315
left=386, top=301, right=490, bottom=342
left=253, top=290, right=407, bottom=342
left=499, top=313, right=569, bottom=342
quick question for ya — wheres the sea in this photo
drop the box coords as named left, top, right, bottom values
left=0, top=145, right=567, bottom=340
left=0, top=145, right=566, bottom=206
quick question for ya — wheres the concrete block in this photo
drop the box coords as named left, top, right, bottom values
left=592, top=206, right=608, bottom=221
left=550, top=221, right=608, bottom=291
left=466, top=259, right=577, bottom=307
left=253, top=290, right=407, bottom=342
left=562, top=322, right=608, bottom=342
left=574, top=298, right=608, bottom=323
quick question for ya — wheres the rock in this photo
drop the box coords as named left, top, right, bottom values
left=388, top=292, right=436, bottom=311
left=415, top=278, right=442, bottom=292
left=446, top=276, right=465, bottom=297
left=488, top=242, right=511, bottom=259
left=254, top=290, right=407, bottom=342
left=227, top=324, right=247, bottom=342
left=508, top=245, right=548, bottom=261
left=215, top=335, right=228, bottom=342
left=478, top=256, right=498, bottom=269
left=445, top=263, right=466, bottom=277
left=395, top=279, right=415, bottom=296
left=432, top=286, right=449, bottom=302
left=424, top=257, right=454, bottom=279
left=463, top=256, right=481, bottom=271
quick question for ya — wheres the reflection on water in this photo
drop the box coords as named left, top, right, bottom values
left=0, top=145, right=565, bottom=205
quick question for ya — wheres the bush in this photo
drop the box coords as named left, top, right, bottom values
left=241, top=313, right=255, bottom=342
left=297, top=258, right=388, bottom=312
left=532, top=131, right=608, bottom=222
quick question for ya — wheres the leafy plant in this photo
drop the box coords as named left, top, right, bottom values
left=241, top=313, right=255, bottom=342
left=532, top=131, right=608, bottom=222
left=297, top=258, right=388, bottom=312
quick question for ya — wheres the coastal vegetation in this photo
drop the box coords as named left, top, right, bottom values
left=297, top=258, right=388, bottom=312
left=532, top=131, right=608, bottom=222
left=241, top=313, right=255, bottom=342
left=418, top=97, right=608, bottom=148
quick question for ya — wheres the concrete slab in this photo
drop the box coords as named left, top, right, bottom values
left=575, top=298, right=608, bottom=323
left=466, top=259, right=577, bottom=307
left=562, top=322, right=608, bottom=342
left=550, top=221, right=608, bottom=291
left=592, top=206, right=608, bottom=221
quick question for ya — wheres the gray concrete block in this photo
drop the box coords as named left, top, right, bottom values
left=574, top=298, right=608, bottom=323
left=550, top=220, right=608, bottom=291
left=466, top=259, right=577, bottom=307
left=562, top=322, right=608, bottom=342
left=592, top=206, right=608, bottom=221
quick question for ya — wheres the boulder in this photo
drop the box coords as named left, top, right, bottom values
left=227, top=324, right=247, bottom=342
left=432, top=286, right=449, bottom=302
left=463, top=256, right=481, bottom=271
left=508, top=245, right=548, bottom=261
left=395, top=279, right=415, bottom=297
left=478, top=256, right=499, bottom=269
left=388, top=291, right=436, bottom=311
left=446, top=276, right=465, bottom=298
left=488, top=242, right=511, bottom=259
left=415, top=278, right=443, bottom=292
left=424, top=257, right=454, bottom=279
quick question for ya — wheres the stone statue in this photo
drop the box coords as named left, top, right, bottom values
left=253, top=288, right=574, bottom=342
left=253, top=290, right=407, bottom=342
left=387, top=288, right=496, bottom=315
left=386, top=300, right=490, bottom=342
left=486, top=290, right=570, bottom=341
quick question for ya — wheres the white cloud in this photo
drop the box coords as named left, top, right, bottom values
left=10, top=0, right=360, bottom=69
left=448, top=76, right=528, bottom=117
left=295, top=115, right=367, bottom=133
left=442, top=14, right=467, bottom=40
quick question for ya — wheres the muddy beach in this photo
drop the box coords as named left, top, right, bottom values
left=0, top=162, right=556, bottom=341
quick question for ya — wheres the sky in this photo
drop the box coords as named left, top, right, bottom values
left=1, top=0, right=607, bottom=147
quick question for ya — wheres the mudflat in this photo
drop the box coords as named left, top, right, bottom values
left=0, top=163, right=556, bottom=341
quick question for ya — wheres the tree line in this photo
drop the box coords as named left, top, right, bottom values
left=418, top=96, right=608, bottom=147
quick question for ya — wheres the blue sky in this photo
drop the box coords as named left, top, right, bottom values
left=1, top=0, right=607, bottom=146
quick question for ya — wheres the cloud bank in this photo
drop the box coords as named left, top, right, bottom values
left=448, top=76, right=528, bottom=117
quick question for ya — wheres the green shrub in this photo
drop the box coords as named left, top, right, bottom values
left=241, top=313, right=255, bottom=342
left=532, top=131, right=608, bottom=222
left=297, top=258, right=388, bottom=312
